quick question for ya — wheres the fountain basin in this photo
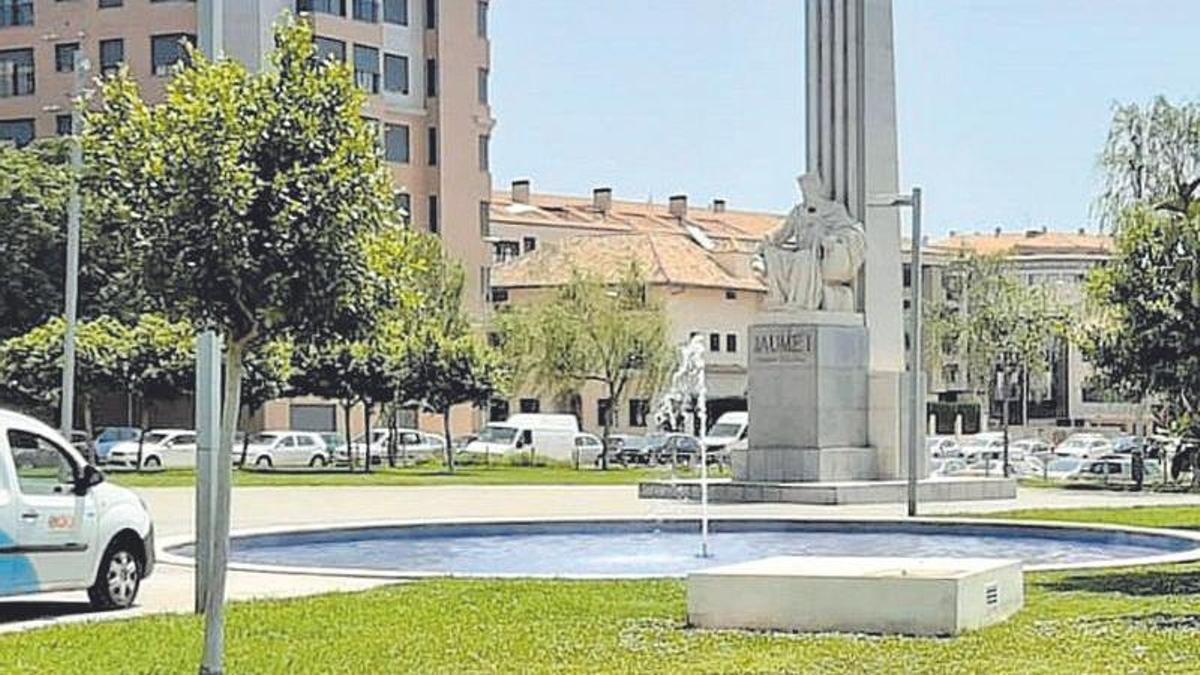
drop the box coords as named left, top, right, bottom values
left=161, top=517, right=1200, bottom=579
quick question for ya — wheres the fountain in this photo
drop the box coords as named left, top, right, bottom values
left=654, top=334, right=711, bottom=557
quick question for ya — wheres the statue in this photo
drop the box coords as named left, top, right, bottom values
left=752, top=174, right=867, bottom=312
left=653, top=334, right=708, bottom=435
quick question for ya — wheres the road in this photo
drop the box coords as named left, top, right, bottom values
left=4, top=483, right=1200, bottom=633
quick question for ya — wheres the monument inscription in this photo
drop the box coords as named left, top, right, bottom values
left=750, top=325, right=816, bottom=365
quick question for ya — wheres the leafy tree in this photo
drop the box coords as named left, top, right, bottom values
left=497, top=266, right=673, bottom=469
left=1097, top=97, right=1200, bottom=229
left=237, top=340, right=294, bottom=467
left=112, top=314, right=195, bottom=470
left=81, top=17, right=394, bottom=468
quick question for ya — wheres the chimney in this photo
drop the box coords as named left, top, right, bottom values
left=1077, top=227, right=1086, bottom=235
left=712, top=198, right=726, bottom=213
left=512, top=179, right=530, bottom=204
left=593, top=187, right=612, bottom=214
left=948, top=229, right=957, bottom=237
left=669, top=194, right=687, bottom=218
left=993, top=226, right=1002, bottom=237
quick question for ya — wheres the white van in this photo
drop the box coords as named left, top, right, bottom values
left=703, top=411, right=749, bottom=452
left=1, top=409, right=155, bottom=609
left=465, top=414, right=580, bottom=462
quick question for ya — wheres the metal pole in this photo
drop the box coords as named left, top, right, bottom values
left=907, top=188, right=923, bottom=517
left=193, top=331, right=221, bottom=614
left=60, top=54, right=89, bottom=438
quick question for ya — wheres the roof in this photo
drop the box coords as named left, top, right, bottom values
left=933, top=231, right=1113, bottom=257
left=490, top=191, right=783, bottom=242
left=492, top=232, right=765, bottom=292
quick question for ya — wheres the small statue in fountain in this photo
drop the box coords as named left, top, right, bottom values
left=653, top=334, right=707, bottom=435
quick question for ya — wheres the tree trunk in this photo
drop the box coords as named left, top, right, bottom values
left=387, top=405, right=397, bottom=468
left=600, top=384, right=613, bottom=471
left=1002, top=366, right=1011, bottom=479
left=136, top=398, right=149, bottom=473
left=443, top=409, right=454, bottom=474
left=82, top=395, right=95, bottom=464
left=200, top=338, right=245, bottom=674
left=239, top=416, right=251, bottom=469
left=363, top=402, right=373, bottom=474
left=343, top=403, right=354, bottom=471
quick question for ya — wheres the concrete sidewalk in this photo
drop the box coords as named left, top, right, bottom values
left=4, top=483, right=1200, bottom=633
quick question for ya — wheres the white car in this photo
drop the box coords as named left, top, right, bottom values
left=105, top=429, right=197, bottom=470
left=926, top=435, right=961, bottom=459
left=1, top=409, right=155, bottom=609
left=930, top=457, right=967, bottom=477
left=340, top=428, right=448, bottom=465
left=1054, top=433, right=1113, bottom=459
left=573, top=433, right=605, bottom=466
left=243, top=431, right=332, bottom=469
left=1065, top=456, right=1163, bottom=486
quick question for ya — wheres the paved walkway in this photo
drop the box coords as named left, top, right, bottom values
left=4, top=484, right=1200, bottom=633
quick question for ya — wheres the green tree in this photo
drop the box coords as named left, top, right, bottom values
left=236, top=340, right=294, bottom=467
left=81, top=16, right=394, bottom=469
left=112, top=314, right=195, bottom=470
left=1097, top=97, right=1200, bottom=229
left=497, top=266, right=673, bottom=469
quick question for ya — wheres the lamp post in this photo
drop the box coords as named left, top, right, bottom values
left=60, top=53, right=90, bottom=443
left=869, top=188, right=923, bottom=517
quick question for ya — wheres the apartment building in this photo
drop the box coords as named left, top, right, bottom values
left=0, top=0, right=493, bottom=436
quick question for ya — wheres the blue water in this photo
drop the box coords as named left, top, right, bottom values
left=200, top=521, right=1196, bottom=577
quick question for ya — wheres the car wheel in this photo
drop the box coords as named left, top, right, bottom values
left=142, top=456, right=161, bottom=470
left=256, top=455, right=273, bottom=469
left=87, top=541, right=142, bottom=610
left=309, top=455, right=327, bottom=468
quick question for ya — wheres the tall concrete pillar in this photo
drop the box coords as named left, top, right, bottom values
left=805, top=0, right=906, bottom=478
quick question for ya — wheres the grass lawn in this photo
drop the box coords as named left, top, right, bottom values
left=4, top=508, right=1200, bottom=673
left=105, top=463, right=723, bottom=488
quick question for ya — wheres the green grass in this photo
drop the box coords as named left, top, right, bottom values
left=5, top=507, right=1200, bottom=673
left=105, top=463, right=723, bottom=488
left=993, top=505, right=1200, bottom=530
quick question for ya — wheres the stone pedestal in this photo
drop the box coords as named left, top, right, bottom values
left=741, top=314, right=875, bottom=482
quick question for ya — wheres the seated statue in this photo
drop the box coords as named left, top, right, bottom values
left=752, top=174, right=866, bottom=312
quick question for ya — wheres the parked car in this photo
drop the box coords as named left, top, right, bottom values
left=93, top=426, right=141, bottom=462
left=573, top=433, right=605, bottom=466
left=930, top=457, right=968, bottom=477
left=464, top=414, right=580, bottom=462
left=926, top=435, right=961, bottom=459
left=1065, top=456, right=1163, bottom=486
left=605, top=434, right=647, bottom=464
left=1054, top=433, right=1113, bottom=459
left=242, top=431, right=332, bottom=468
left=703, top=411, right=748, bottom=453
left=0, top=408, right=155, bottom=609
left=646, top=433, right=703, bottom=464
left=1010, top=438, right=1052, bottom=463
left=105, top=429, right=197, bottom=469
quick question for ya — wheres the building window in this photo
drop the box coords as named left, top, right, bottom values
left=628, top=399, right=648, bottom=428
left=99, top=39, right=124, bottom=76
left=489, top=399, right=509, bottom=422
left=726, top=333, right=738, bottom=353
left=99, top=0, right=123, bottom=7
left=709, top=333, right=721, bottom=352
left=383, top=53, right=408, bottom=94
left=490, top=287, right=509, bottom=304
left=55, top=114, right=72, bottom=136
left=477, top=0, right=488, bottom=37
left=427, top=126, right=437, bottom=165
left=353, top=45, right=380, bottom=94
left=55, top=43, right=80, bottom=73
left=477, top=67, right=488, bottom=104
left=0, top=0, right=32, bottom=27
left=480, top=265, right=491, bottom=300
left=0, top=119, right=34, bottom=147
left=314, top=36, right=345, bottom=63
left=428, top=194, right=439, bottom=233
left=383, top=0, right=406, bottom=24
left=478, top=134, right=489, bottom=171
left=902, top=263, right=912, bottom=288
left=151, top=34, right=195, bottom=76
left=522, top=237, right=537, bottom=253
left=394, top=191, right=411, bottom=222
left=425, top=58, right=437, bottom=97
left=493, top=240, right=519, bottom=263
left=724, top=289, right=737, bottom=300
left=479, top=200, right=490, bottom=237
left=383, top=123, right=409, bottom=163
left=352, top=0, right=378, bottom=22
left=297, top=0, right=344, bottom=16
left=519, top=398, right=540, bottom=414
left=424, top=0, right=436, bottom=28
left=0, top=49, right=33, bottom=97
left=597, top=399, right=614, bottom=427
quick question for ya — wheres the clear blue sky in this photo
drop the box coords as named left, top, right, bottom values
left=489, top=0, right=1197, bottom=236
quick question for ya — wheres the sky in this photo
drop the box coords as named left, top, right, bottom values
left=489, top=0, right=1199, bottom=236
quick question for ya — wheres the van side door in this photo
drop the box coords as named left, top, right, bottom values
left=1, top=439, right=41, bottom=596
left=6, top=428, right=96, bottom=587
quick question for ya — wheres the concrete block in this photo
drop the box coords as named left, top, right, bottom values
left=689, top=556, right=1024, bottom=636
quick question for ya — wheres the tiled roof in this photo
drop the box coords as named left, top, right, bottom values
left=933, top=231, right=1113, bottom=257
left=491, top=232, right=766, bottom=292
left=490, top=191, right=783, bottom=242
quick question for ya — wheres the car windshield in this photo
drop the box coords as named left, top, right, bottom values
left=248, top=433, right=281, bottom=445
left=353, top=431, right=387, bottom=445
left=621, top=436, right=648, bottom=449
left=97, top=428, right=133, bottom=442
left=1048, top=458, right=1081, bottom=472
left=477, top=426, right=518, bottom=443
left=960, top=437, right=995, bottom=449
left=1062, top=437, right=1098, bottom=448
left=142, top=432, right=168, bottom=445
left=708, top=423, right=742, bottom=438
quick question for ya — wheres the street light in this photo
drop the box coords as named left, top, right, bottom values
left=869, top=188, right=923, bottom=517
left=60, top=53, right=90, bottom=444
